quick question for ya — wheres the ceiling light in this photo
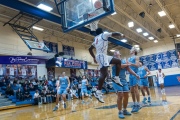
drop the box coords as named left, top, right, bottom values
left=143, top=32, right=149, bottom=36
left=169, top=24, right=175, bottom=29
left=148, top=37, right=154, bottom=40
left=177, top=34, right=180, bottom=37
left=37, top=3, right=53, bottom=12
left=136, top=28, right=142, bottom=33
left=111, top=12, right=117, bottom=15
left=32, top=26, right=44, bottom=31
left=110, top=49, right=115, bottom=52
left=128, top=22, right=134, bottom=28
left=154, top=40, right=158, bottom=43
left=134, top=45, right=139, bottom=48
left=158, top=11, right=166, bottom=17
left=121, top=39, right=127, bottom=43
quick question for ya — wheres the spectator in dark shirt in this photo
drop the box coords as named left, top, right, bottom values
left=40, top=89, right=47, bottom=103
left=16, top=88, right=24, bottom=101
left=0, top=79, right=6, bottom=90
left=51, top=90, right=56, bottom=102
left=29, top=83, right=35, bottom=91
left=23, top=87, right=32, bottom=100
left=5, top=84, right=14, bottom=97
left=23, top=80, right=29, bottom=89
left=46, top=90, right=52, bottom=103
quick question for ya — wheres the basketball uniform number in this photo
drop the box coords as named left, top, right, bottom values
left=96, top=39, right=98, bottom=44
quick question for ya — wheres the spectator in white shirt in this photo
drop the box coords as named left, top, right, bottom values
left=33, top=90, right=40, bottom=105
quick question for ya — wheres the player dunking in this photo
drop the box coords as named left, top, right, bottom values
left=138, top=61, right=151, bottom=104
left=53, top=72, right=70, bottom=111
left=112, top=51, right=139, bottom=119
left=128, top=47, right=140, bottom=113
left=89, top=28, right=124, bottom=103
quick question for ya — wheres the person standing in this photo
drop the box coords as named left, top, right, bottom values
left=156, top=68, right=165, bottom=95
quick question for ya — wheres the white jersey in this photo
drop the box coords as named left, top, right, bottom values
left=22, top=68, right=26, bottom=76
left=0, top=68, right=3, bottom=75
left=157, top=72, right=164, bottom=84
left=92, top=32, right=112, bottom=55
left=31, top=68, right=36, bottom=76
left=10, top=67, right=14, bottom=76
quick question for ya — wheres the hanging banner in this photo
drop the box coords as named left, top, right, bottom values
left=0, top=56, right=47, bottom=64
left=62, top=45, right=75, bottom=56
left=140, top=49, right=178, bottom=71
left=44, top=40, right=58, bottom=54
left=55, top=57, right=87, bottom=69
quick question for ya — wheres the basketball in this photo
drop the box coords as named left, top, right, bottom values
left=94, top=0, right=102, bottom=9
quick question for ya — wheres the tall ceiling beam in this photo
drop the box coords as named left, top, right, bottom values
left=131, top=0, right=170, bottom=36
left=155, top=0, right=180, bottom=33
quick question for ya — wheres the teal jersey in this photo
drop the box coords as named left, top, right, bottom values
left=138, top=66, right=147, bottom=79
left=60, top=76, right=68, bottom=89
left=128, top=56, right=138, bottom=73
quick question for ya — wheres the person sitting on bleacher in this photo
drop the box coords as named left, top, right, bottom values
left=16, top=88, right=24, bottom=101
left=46, top=90, right=52, bottom=103
left=5, top=83, right=14, bottom=97
left=50, top=89, right=56, bottom=102
left=16, top=81, right=21, bottom=88
left=0, top=79, right=7, bottom=91
left=33, top=90, right=40, bottom=105
left=40, top=89, right=47, bottom=104
left=23, top=87, right=32, bottom=100
left=29, top=83, right=35, bottom=91
left=22, top=80, right=29, bottom=89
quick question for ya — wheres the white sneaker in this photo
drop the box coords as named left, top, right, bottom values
left=93, top=90, right=104, bottom=103
left=112, top=77, right=123, bottom=87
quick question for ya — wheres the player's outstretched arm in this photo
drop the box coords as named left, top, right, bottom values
left=111, top=32, right=124, bottom=38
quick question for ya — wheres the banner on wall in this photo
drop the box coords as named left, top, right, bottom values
left=140, top=49, right=178, bottom=71
left=0, top=64, right=37, bottom=78
left=62, top=45, right=75, bottom=56
left=55, top=57, right=87, bottom=69
left=44, top=40, right=58, bottom=54
left=47, top=67, right=55, bottom=80
left=0, top=56, right=46, bottom=64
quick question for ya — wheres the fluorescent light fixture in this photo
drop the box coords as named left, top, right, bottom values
left=32, top=26, right=44, bottom=31
left=143, top=32, right=149, bottom=36
left=148, top=37, right=154, bottom=40
left=110, top=49, right=115, bottom=52
left=158, top=11, right=166, bottom=17
left=177, top=34, right=180, bottom=37
left=169, top=24, right=175, bottom=29
left=37, top=3, right=53, bottom=12
left=128, top=22, right=134, bottom=28
left=134, top=45, right=139, bottom=48
left=154, top=40, right=158, bottom=43
left=136, top=28, right=142, bottom=33
left=111, top=12, right=117, bottom=15
left=121, top=39, right=127, bottom=43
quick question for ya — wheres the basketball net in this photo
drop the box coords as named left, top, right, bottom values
left=90, top=20, right=99, bottom=31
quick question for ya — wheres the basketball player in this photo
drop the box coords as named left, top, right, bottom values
left=31, top=66, right=36, bottom=78
left=53, top=72, right=70, bottom=111
left=156, top=68, right=165, bottom=95
left=6, top=65, right=15, bottom=76
left=138, top=61, right=151, bottom=104
left=89, top=28, right=124, bottom=103
left=112, top=51, right=139, bottom=119
left=81, top=75, right=91, bottom=103
left=128, top=47, right=140, bottom=113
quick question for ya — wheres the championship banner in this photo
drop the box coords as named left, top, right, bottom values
left=62, top=45, right=75, bottom=56
left=140, top=49, right=178, bottom=71
left=0, top=56, right=47, bottom=64
left=55, top=57, right=87, bottom=69
left=44, top=41, right=58, bottom=54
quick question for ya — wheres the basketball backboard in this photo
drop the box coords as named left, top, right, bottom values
left=24, top=40, right=50, bottom=52
left=54, top=0, right=115, bottom=32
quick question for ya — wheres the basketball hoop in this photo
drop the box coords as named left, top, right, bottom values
left=89, top=20, right=99, bottom=31
left=38, top=41, right=45, bottom=49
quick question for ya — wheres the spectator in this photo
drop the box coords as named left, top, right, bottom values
left=0, top=79, right=6, bottom=90
left=23, top=87, right=32, bottom=100
left=46, top=90, right=52, bottom=103
left=38, top=76, right=42, bottom=81
left=40, top=89, right=47, bottom=103
left=33, top=90, right=40, bottom=105
left=42, top=75, right=46, bottom=81
left=51, top=90, right=56, bottom=102
left=16, top=81, right=21, bottom=88
left=23, top=80, right=29, bottom=89
left=77, top=81, right=82, bottom=100
left=16, top=88, right=24, bottom=101
left=29, top=83, right=35, bottom=91
left=5, top=84, right=14, bottom=97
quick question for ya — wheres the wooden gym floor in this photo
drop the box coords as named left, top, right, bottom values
left=0, top=86, right=180, bottom=120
